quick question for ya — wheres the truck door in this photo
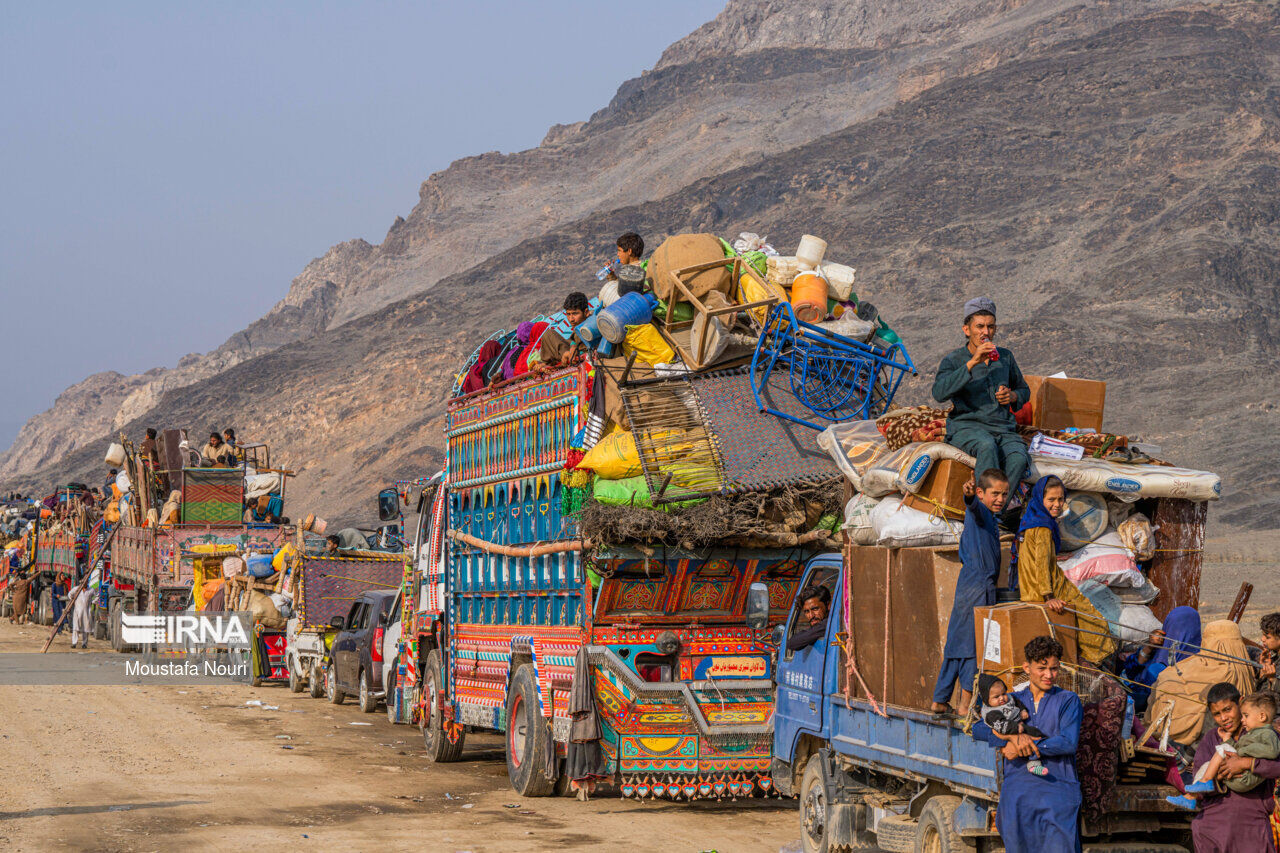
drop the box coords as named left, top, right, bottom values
left=776, top=562, right=840, bottom=739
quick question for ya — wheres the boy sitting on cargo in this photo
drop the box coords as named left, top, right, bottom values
left=787, top=585, right=830, bottom=652
left=932, top=297, right=1031, bottom=495
left=973, top=635, right=1083, bottom=852
left=1169, top=691, right=1280, bottom=810
left=931, top=468, right=1008, bottom=716
left=539, top=292, right=602, bottom=367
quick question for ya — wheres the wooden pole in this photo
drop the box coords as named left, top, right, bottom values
left=1228, top=582, right=1254, bottom=624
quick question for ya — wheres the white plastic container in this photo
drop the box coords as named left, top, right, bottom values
left=105, top=443, right=126, bottom=467
left=796, top=234, right=827, bottom=270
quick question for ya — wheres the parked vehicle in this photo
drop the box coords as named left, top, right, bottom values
left=285, top=544, right=402, bottom=698
left=773, top=542, right=1205, bottom=853
left=326, top=589, right=398, bottom=713
left=385, top=362, right=811, bottom=799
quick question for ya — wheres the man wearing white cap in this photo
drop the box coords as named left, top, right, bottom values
left=932, top=297, right=1031, bottom=491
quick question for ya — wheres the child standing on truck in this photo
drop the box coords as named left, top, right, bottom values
left=978, top=674, right=1048, bottom=777
left=973, top=635, right=1082, bottom=853
left=931, top=468, right=1008, bottom=716
left=1168, top=691, right=1280, bottom=810
left=1253, top=612, right=1280, bottom=692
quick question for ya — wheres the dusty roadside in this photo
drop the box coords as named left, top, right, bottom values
left=0, top=621, right=795, bottom=853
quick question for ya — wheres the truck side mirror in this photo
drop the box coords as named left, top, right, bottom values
left=330, top=616, right=345, bottom=631
left=377, top=488, right=400, bottom=522
left=745, top=582, right=770, bottom=630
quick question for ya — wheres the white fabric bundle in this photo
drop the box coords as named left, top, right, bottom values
left=871, top=496, right=961, bottom=548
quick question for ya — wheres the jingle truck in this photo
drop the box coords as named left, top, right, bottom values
left=104, top=441, right=290, bottom=651
left=385, top=357, right=814, bottom=799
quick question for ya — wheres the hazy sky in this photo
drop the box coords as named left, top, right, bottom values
left=0, top=1, right=724, bottom=448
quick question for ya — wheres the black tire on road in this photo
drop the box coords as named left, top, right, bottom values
left=37, top=588, right=52, bottom=625
left=915, top=795, right=975, bottom=853
left=288, top=657, right=304, bottom=693
left=422, top=650, right=464, bottom=762
left=504, top=663, right=555, bottom=797
left=109, top=600, right=122, bottom=652
left=308, top=662, right=324, bottom=698
left=799, top=754, right=851, bottom=853
left=386, top=657, right=400, bottom=724
left=358, top=668, right=378, bottom=714
left=93, top=606, right=107, bottom=640
left=326, top=665, right=345, bottom=705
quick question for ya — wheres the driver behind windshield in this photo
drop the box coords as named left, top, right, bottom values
left=787, top=585, right=831, bottom=652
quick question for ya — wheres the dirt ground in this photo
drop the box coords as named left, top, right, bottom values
left=0, top=621, right=796, bottom=853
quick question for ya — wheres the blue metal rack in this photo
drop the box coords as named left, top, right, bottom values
left=749, top=302, right=915, bottom=430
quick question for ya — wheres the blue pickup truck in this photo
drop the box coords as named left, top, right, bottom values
left=772, top=552, right=1192, bottom=853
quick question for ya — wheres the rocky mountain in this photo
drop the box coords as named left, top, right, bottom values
left=6, top=2, right=1279, bottom=535
left=0, top=0, right=1192, bottom=482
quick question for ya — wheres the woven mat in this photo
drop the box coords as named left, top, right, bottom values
left=692, top=368, right=836, bottom=491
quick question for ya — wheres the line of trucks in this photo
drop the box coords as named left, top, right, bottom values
left=10, top=353, right=1214, bottom=853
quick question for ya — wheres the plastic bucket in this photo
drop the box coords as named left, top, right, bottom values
left=790, top=270, right=829, bottom=322
left=574, top=312, right=603, bottom=344
left=796, top=234, right=827, bottom=270
left=104, top=443, right=126, bottom=467
left=597, top=292, right=656, bottom=343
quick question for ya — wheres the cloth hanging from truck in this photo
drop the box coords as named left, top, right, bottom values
left=566, top=646, right=607, bottom=792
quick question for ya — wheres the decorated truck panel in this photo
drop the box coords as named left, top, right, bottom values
left=421, top=362, right=803, bottom=799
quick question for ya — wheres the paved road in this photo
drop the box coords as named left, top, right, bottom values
left=0, top=619, right=796, bottom=852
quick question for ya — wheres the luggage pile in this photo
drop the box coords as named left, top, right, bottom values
left=448, top=231, right=917, bottom=550
left=820, top=377, right=1222, bottom=643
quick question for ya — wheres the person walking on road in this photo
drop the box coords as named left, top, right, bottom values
left=70, top=567, right=97, bottom=649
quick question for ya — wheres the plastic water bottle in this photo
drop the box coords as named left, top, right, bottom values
left=595, top=260, right=619, bottom=281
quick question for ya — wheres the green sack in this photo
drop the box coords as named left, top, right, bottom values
left=591, top=476, right=705, bottom=510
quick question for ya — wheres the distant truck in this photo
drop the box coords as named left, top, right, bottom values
left=383, top=363, right=810, bottom=799
left=773, top=542, right=1202, bottom=853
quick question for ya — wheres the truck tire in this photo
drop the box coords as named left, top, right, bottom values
left=916, top=796, right=975, bottom=853
left=1, top=592, right=11, bottom=618
left=308, top=662, right=325, bottom=699
left=37, top=588, right=53, bottom=625
left=358, top=668, right=378, bottom=713
left=875, top=812, right=917, bottom=853
left=422, top=650, right=464, bottom=762
left=505, top=664, right=555, bottom=797
left=799, top=754, right=852, bottom=853
left=326, top=665, right=345, bottom=705
left=116, top=599, right=138, bottom=653
left=109, top=600, right=123, bottom=652
left=288, top=656, right=304, bottom=693
left=94, top=606, right=107, bottom=640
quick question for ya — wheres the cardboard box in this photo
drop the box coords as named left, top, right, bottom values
left=902, top=458, right=972, bottom=520
left=1024, top=375, right=1106, bottom=432
left=843, top=543, right=963, bottom=710
left=973, top=603, right=1077, bottom=682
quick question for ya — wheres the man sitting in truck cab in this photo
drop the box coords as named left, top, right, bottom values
left=787, top=585, right=831, bottom=652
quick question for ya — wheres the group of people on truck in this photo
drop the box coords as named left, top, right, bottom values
left=926, top=295, right=1279, bottom=851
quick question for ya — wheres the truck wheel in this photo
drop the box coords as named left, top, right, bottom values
left=288, top=657, right=304, bottom=693
left=308, top=663, right=325, bottom=699
left=505, top=664, right=554, bottom=797
left=916, top=795, right=974, bottom=853
left=38, top=588, right=53, bottom=625
left=94, top=606, right=107, bottom=640
left=875, top=812, right=917, bottom=853
left=800, top=754, right=851, bottom=853
left=1, top=592, right=11, bottom=617
left=109, top=600, right=122, bottom=652
left=422, top=650, right=464, bottom=762
left=358, top=668, right=378, bottom=713
left=326, top=665, right=345, bottom=705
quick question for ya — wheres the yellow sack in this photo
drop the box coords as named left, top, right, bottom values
left=104, top=501, right=120, bottom=524
left=578, top=428, right=642, bottom=480
left=272, top=543, right=297, bottom=573
left=623, top=323, right=675, bottom=366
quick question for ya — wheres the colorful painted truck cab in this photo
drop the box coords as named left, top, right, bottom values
left=408, top=362, right=806, bottom=799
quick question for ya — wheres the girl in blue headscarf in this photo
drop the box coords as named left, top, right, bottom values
left=1121, top=606, right=1202, bottom=713
left=1012, top=476, right=1118, bottom=664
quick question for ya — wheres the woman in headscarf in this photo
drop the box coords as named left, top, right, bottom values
left=1143, top=619, right=1256, bottom=746
left=1012, top=475, right=1117, bottom=664
left=501, top=322, right=534, bottom=380
left=515, top=321, right=549, bottom=376
left=460, top=340, right=502, bottom=395
left=1121, top=606, right=1202, bottom=713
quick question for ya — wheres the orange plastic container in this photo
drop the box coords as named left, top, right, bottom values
left=789, top=270, right=829, bottom=322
